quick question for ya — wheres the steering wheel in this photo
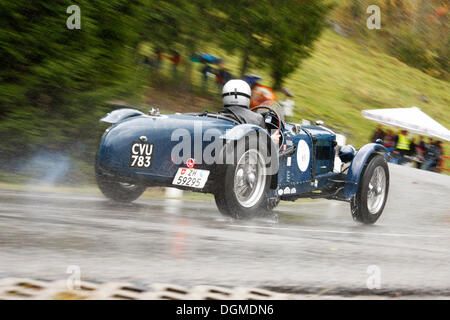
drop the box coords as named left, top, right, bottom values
left=250, top=104, right=284, bottom=148
left=250, top=105, right=282, bottom=132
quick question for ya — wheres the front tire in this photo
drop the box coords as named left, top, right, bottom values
left=351, top=154, right=389, bottom=224
left=95, top=162, right=146, bottom=203
left=214, top=139, right=272, bottom=219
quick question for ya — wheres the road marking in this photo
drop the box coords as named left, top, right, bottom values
left=227, top=224, right=449, bottom=238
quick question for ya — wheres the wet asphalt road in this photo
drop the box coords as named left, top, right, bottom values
left=0, top=164, right=449, bottom=296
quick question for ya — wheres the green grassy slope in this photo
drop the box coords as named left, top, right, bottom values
left=283, top=30, right=449, bottom=148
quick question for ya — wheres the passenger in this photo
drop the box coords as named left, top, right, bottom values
left=244, top=75, right=277, bottom=108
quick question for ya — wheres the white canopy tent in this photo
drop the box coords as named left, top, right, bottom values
left=362, top=106, right=450, bottom=141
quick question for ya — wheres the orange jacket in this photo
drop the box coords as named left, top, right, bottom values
left=250, top=85, right=277, bottom=107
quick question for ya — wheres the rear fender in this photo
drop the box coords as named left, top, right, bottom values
left=100, top=108, right=144, bottom=124
left=219, top=124, right=267, bottom=141
left=219, top=124, right=279, bottom=176
left=344, top=143, right=387, bottom=200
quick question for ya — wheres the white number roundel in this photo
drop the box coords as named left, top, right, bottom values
left=296, top=139, right=310, bottom=172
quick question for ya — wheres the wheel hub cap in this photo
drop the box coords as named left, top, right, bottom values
left=233, top=150, right=266, bottom=208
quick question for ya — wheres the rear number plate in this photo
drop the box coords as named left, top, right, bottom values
left=172, top=168, right=210, bottom=189
left=130, top=142, right=154, bottom=168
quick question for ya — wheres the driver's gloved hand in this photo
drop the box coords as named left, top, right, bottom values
left=271, top=131, right=281, bottom=146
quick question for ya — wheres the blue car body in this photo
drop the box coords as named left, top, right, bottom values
left=97, top=108, right=387, bottom=203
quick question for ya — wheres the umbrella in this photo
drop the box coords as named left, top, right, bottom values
left=190, top=53, right=223, bottom=65
left=243, top=74, right=262, bottom=86
left=362, top=107, right=450, bottom=141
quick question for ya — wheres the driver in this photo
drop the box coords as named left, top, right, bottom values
left=220, top=79, right=281, bottom=144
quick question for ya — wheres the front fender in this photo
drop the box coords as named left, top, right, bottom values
left=344, top=143, right=387, bottom=200
left=100, top=108, right=144, bottom=124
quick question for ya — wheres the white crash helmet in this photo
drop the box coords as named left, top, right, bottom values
left=222, top=79, right=251, bottom=108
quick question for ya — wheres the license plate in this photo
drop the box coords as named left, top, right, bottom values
left=172, top=168, right=210, bottom=189
left=130, top=142, right=154, bottom=168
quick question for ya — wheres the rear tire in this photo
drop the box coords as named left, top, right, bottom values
left=214, top=137, right=272, bottom=219
left=351, top=154, right=389, bottom=224
left=95, top=161, right=146, bottom=203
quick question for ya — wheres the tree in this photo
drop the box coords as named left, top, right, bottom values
left=263, top=0, right=332, bottom=89
left=142, top=0, right=217, bottom=86
left=216, top=0, right=331, bottom=88
left=214, top=0, right=274, bottom=77
left=0, top=0, right=147, bottom=155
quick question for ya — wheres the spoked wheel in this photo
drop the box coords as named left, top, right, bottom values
left=214, top=137, right=272, bottom=219
left=351, top=154, right=389, bottom=224
left=367, top=166, right=387, bottom=214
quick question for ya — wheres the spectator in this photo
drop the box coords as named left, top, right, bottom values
left=223, top=68, right=233, bottom=84
left=435, top=140, right=443, bottom=154
left=383, top=129, right=396, bottom=152
left=201, top=64, right=214, bottom=91
left=214, top=63, right=233, bottom=92
left=422, top=138, right=440, bottom=171
left=425, top=137, right=434, bottom=153
left=408, top=137, right=416, bottom=156
left=215, top=65, right=225, bottom=88
left=435, top=140, right=444, bottom=173
left=418, top=136, right=426, bottom=151
left=170, top=51, right=181, bottom=77
left=416, top=136, right=426, bottom=164
left=371, top=124, right=385, bottom=143
left=155, top=49, right=163, bottom=70
left=408, top=137, right=421, bottom=168
left=393, top=129, right=411, bottom=165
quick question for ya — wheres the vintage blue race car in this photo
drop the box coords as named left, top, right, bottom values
left=96, top=105, right=389, bottom=224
